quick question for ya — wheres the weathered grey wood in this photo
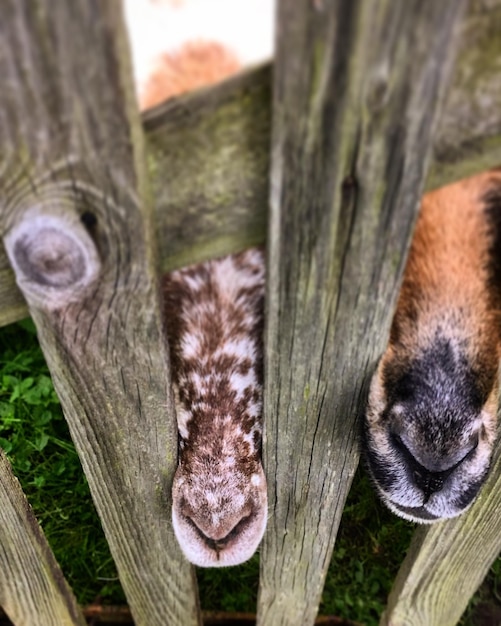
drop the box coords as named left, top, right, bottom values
left=257, top=1, right=466, bottom=625
left=0, top=449, right=86, bottom=626
left=143, top=65, right=271, bottom=271
left=2, top=0, right=501, bottom=329
left=0, top=2, right=200, bottom=625
left=0, top=65, right=271, bottom=328
left=381, top=413, right=501, bottom=626
left=427, top=0, right=501, bottom=190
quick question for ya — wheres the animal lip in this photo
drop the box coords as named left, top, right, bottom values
left=186, top=510, right=253, bottom=556
left=391, top=432, right=479, bottom=501
left=392, top=502, right=441, bottom=522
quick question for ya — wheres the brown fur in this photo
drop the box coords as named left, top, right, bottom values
left=389, top=171, right=501, bottom=399
left=364, top=169, right=501, bottom=523
left=162, top=251, right=265, bottom=457
left=140, top=40, right=240, bottom=109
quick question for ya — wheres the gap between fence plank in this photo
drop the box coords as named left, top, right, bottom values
left=0, top=450, right=86, bottom=626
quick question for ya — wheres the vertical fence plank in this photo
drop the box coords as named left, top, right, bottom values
left=0, top=450, right=86, bottom=626
left=0, top=2, right=200, bottom=625
left=382, top=416, right=501, bottom=626
left=258, top=1, right=466, bottom=624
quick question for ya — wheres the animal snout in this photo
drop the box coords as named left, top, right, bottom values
left=171, top=466, right=268, bottom=566
left=391, top=431, right=479, bottom=503
left=412, top=469, right=445, bottom=503
left=185, top=506, right=253, bottom=553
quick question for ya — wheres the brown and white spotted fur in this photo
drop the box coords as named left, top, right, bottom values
left=164, top=251, right=267, bottom=566
left=363, top=170, right=501, bottom=523
left=125, top=0, right=274, bottom=565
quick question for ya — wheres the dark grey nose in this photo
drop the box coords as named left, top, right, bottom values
left=412, top=465, right=451, bottom=503
left=391, top=433, right=479, bottom=503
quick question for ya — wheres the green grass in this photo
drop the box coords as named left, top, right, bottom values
left=0, top=319, right=499, bottom=623
left=0, top=320, right=125, bottom=606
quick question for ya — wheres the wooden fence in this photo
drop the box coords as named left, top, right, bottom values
left=1, top=0, right=501, bottom=625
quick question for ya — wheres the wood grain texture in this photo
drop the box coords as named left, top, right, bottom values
left=0, top=449, right=86, bottom=626
left=256, top=1, right=466, bottom=625
left=381, top=412, right=501, bottom=626
left=0, top=2, right=200, bottom=625
left=143, top=65, right=271, bottom=271
left=1, top=0, right=501, bottom=329
left=427, top=0, right=501, bottom=189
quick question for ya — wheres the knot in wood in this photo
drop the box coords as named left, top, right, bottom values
left=4, top=213, right=100, bottom=308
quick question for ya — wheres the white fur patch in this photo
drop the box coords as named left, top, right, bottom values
left=124, top=0, right=275, bottom=99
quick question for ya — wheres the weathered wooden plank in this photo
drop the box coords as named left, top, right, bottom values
left=2, top=0, right=501, bottom=330
left=256, top=1, right=466, bottom=625
left=0, top=2, right=200, bottom=625
left=0, top=449, right=86, bottom=626
left=142, top=65, right=271, bottom=271
left=381, top=412, right=501, bottom=626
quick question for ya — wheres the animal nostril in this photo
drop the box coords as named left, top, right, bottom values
left=412, top=468, right=446, bottom=503
left=391, top=432, right=479, bottom=502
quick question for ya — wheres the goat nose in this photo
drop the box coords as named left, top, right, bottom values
left=412, top=467, right=448, bottom=504
left=187, top=510, right=252, bottom=553
left=391, top=432, right=479, bottom=502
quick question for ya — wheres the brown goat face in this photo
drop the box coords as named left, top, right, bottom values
left=164, top=249, right=267, bottom=566
left=364, top=342, right=498, bottom=523
left=363, top=171, right=501, bottom=524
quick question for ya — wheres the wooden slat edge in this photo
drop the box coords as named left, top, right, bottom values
left=0, top=450, right=86, bottom=626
